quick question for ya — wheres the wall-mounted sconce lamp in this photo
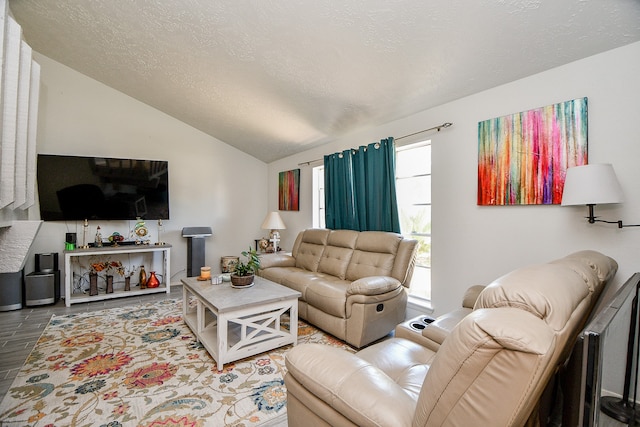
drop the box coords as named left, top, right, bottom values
left=561, top=163, right=638, bottom=228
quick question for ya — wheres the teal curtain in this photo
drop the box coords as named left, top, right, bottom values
left=324, top=137, right=400, bottom=232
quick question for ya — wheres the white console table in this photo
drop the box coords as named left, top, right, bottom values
left=63, top=244, right=171, bottom=307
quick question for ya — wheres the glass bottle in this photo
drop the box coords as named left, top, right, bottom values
left=139, top=265, right=147, bottom=289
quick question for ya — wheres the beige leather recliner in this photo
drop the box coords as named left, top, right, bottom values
left=284, top=250, right=617, bottom=426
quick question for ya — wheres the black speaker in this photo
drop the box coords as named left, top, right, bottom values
left=25, top=272, right=56, bottom=306
left=65, top=233, right=77, bottom=244
left=0, top=271, right=23, bottom=311
left=35, top=252, right=58, bottom=273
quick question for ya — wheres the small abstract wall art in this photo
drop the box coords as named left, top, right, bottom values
left=477, top=97, right=588, bottom=206
left=279, top=169, right=300, bottom=211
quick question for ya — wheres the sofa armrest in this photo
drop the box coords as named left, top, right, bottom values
left=258, top=253, right=296, bottom=269
left=285, top=343, right=415, bottom=427
left=347, top=276, right=402, bottom=296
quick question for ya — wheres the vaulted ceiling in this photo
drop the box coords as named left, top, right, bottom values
left=8, top=0, right=640, bottom=163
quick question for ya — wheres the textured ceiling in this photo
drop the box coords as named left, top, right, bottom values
left=8, top=0, right=640, bottom=163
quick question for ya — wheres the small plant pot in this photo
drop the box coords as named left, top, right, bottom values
left=230, top=274, right=254, bottom=287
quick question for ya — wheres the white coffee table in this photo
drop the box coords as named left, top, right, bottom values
left=181, top=275, right=301, bottom=370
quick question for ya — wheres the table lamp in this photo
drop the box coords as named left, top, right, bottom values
left=261, top=212, right=286, bottom=252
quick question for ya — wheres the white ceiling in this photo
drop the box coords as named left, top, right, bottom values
left=8, top=0, right=640, bottom=163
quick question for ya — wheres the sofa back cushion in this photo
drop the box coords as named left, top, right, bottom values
left=317, top=230, right=358, bottom=280
left=345, top=231, right=401, bottom=282
left=293, top=229, right=330, bottom=272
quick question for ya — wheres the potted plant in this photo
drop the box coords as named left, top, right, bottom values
left=230, top=248, right=261, bottom=287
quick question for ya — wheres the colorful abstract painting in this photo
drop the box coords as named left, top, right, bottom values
left=279, top=169, right=300, bottom=211
left=478, top=97, right=588, bottom=205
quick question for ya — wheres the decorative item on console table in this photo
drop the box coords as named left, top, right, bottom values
left=106, top=275, right=114, bottom=293
left=132, top=217, right=150, bottom=245
left=89, top=273, right=98, bottom=296
left=122, top=265, right=136, bottom=291
left=108, top=232, right=125, bottom=246
left=94, top=226, right=103, bottom=247
left=147, top=271, right=160, bottom=288
left=139, top=265, right=147, bottom=289
left=230, top=248, right=261, bottom=288
left=80, top=219, right=90, bottom=249
left=90, top=259, right=123, bottom=294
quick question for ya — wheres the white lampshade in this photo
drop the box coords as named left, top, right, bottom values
left=561, top=164, right=624, bottom=206
left=261, top=212, right=286, bottom=230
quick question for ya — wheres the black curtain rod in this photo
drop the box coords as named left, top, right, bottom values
left=297, top=122, right=453, bottom=166
left=395, top=122, right=453, bottom=140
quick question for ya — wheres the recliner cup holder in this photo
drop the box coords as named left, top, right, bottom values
left=410, top=322, right=426, bottom=330
left=409, top=316, right=435, bottom=331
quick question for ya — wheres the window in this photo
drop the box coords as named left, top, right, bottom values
left=395, top=141, right=431, bottom=301
left=312, top=140, right=432, bottom=302
left=313, top=166, right=325, bottom=229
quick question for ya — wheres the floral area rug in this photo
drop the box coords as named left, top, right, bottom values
left=0, top=299, right=354, bottom=427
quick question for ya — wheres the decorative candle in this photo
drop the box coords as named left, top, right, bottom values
left=200, top=266, right=211, bottom=279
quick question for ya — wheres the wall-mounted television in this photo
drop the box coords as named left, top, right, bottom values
left=37, top=154, right=170, bottom=221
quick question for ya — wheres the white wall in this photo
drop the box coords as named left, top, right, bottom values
left=23, top=42, right=640, bottom=311
left=268, top=41, right=640, bottom=316
left=26, top=53, right=269, bottom=285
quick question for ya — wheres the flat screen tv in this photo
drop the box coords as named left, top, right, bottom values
left=37, top=154, right=170, bottom=221
left=581, top=272, right=640, bottom=426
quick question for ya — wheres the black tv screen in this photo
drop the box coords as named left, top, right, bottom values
left=37, top=154, right=170, bottom=221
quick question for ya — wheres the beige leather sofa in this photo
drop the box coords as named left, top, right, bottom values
left=258, top=228, right=418, bottom=348
left=284, top=250, right=617, bottom=426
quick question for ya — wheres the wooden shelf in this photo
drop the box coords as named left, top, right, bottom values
left=66, top=285, right=168, bottom=305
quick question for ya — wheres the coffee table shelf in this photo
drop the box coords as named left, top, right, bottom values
left=181, top=276, right=301, bottom=370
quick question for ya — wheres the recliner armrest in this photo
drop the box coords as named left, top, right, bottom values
left=463, top=285, right=486, bottom=308
left=285, top=343, right=415, bottom=427
left=422, top=307, right=473, bottom=351
left=419, top=285, right=484, bottom=351
left=347, top=276, right=402, bottom=296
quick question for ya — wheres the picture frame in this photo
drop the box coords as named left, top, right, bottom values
left=279, top=169, right=300, bottom=211
left=477, top=97, right=588, bottom=206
